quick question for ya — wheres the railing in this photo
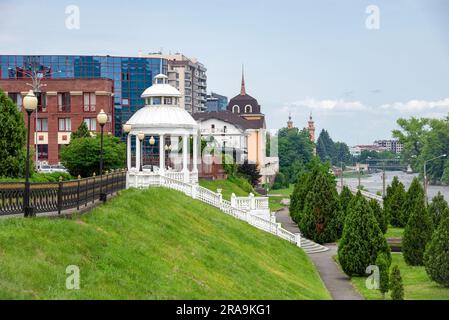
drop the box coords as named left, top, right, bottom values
left=127, top=172, right=301, bottom=248
left=0, top=170, right=127, bottom=216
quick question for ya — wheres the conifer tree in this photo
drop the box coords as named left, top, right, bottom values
left=299, top=169, right=339, bottom=243
left=390, top=265, right=404, bottom=300
left=402, top=191, right=433, bottom=266
left=289, top=171, right=310, bottom=223
left=369, top=199, right=387, bottom=234
left=338, top=192, right=391, bottom=276
left=0, top=89, right=28, bottom=178
left=339, top=186, right=353, bottom=215
left=376, top=252, right=390, bottom=299
left=428, top=192, right=448, bottom=228
left=401, top=177, right=424, bottom=226
left=424, top=214, right=449, bottom=287
left=388, top=181, right=406, bottom=227
left=71, top=121, right=91, bottom=140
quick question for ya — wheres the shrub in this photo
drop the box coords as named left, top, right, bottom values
left=388, top=182, right=406, bottom=227
left=390, top=265, right=404, bottom=300
left=424, top=214, right=449, bottom=287
left=237, top=161, right=261, bottom=187
left=402, top=193, right=433, bottom=266
left=339, top=186, right=353, bottom=215
left=376, top=252, right=390, bottom=299
left=338, top=192, right=391, bottom=276
left=289, top=171, right=311, bottom=223
left=60, top=135, right=125, bottom=178
left=428, top=192, right=448, bottom=228
left=401, top=177, right=424, bottom=226
left=369, top=199, right=388, bottom=234
left=71, top=121, right=91, bottom=140
left=272, top=172, right=288, bottom=190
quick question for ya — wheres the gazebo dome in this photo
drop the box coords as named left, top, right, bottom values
left=126, top=73, right=198, bottom=134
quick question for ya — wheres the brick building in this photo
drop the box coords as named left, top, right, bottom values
left=0, top=78, right=114, bottom=164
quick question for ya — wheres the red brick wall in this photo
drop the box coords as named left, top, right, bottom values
left=0, top=79, right=114, bottom=165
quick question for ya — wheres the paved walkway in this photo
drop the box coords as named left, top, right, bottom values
left=275, top=207, right=363, bottom=300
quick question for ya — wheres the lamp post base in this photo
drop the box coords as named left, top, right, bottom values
left=100, top=193, right=107, bottom=203
left=24, top=206, right=35, bottom=217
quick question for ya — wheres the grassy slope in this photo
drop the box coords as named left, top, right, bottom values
left=0, top=188, right=329, bottom=299
left=199, top=177, right=254, bottom=200
left=385, top=226, right=404, bottom=239
left=268, top=184, right=294, bottom=212
left=351, top=254, right=449, bottom=300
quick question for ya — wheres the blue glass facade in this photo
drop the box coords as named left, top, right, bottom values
left=0, top=55, right=167, bottom=137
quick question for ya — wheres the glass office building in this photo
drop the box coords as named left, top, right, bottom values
left=0, top=55, right=167, bottom=137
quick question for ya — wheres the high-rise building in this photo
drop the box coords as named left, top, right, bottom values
left=0, top=55, right=166, bottom=164
left=206, top=92, right=228, bottom=112
left=374, top=139, right=403, bottom=154
left=143, top=53, right=207, bottom=114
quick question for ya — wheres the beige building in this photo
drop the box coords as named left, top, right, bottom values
left=143, top=53, right=207, bottom=114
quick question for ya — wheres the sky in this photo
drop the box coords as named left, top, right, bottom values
left=1, top=0, right=448, bottom=145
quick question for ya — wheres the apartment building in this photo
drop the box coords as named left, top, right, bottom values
left=374, top=139, right=404, bottom=154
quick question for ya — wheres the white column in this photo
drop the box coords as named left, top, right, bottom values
left=192, top=134, right=198, bottom=173
left=136, top=134, right=141, bottom=171
left=182, top=134, right=189, bottom=182
left=159, top=134, right=165, bottom=174
left=127, top=133, right=131, bottom=170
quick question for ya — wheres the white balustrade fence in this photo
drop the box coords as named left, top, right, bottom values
left=127, top=171, right=301, bottom=248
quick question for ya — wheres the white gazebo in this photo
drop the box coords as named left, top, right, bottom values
left=125, top=74, right=199, bottom=185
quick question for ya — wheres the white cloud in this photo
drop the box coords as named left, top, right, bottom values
left=289, top=97, right=367, bottom=112
left=379, top=98, right=449, bottom=113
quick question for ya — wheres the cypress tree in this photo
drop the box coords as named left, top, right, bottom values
left=338, top=192, right=391, bottom=276
left=71, top=121, right=91, bottom=140
left=390, top=265, right=404, bottom=300
left=376, top=252, right=390, bottom=299
left=369, top=198, right=387, bottom=234
left=299, top=169, right=339, bottom=244
left=402, top=192, right=433, bottom=266
left=0, top=89, right=28, bottom=178
left=424, top=214, right=449, bottom=287
left=428, top=192, right=448, bottom=228
left=401, top=177, right=424, bottom=226
left=388, top=181, right=406, bottom=227
left=384, top=176, right=401, bottom=209
left=340, top=185, right=354, bottom=215
left=289, top=171, right=310, bottom=223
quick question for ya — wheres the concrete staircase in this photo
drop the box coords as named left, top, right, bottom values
left=300, top=237, right=329, bottom=254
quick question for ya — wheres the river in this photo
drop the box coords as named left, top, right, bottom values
left=344, top=171, right=449, bottom=201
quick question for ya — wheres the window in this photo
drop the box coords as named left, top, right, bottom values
left=245, top=105, right=252, bottom=113
left=211, top=124, right=215, bottom=132
left=84, top=118, right=97, bottom=131
left=58, top=118, right=71, bottom=131
left=8, top=92, right=22, bottom=111
left=36, top=93, right=47, bottom=112
left=232, top=105, right=240, bottom=113
left=164, top=97, right=172, bottom=105
left=36, top=118, right=48, bottom=132
left=57, top=92, right=71, bottom=112
left=83, top=93, right=96, bottom=112
left=37, top=144, right=48, bottom=161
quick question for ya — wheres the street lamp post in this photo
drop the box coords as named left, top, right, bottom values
left=164, top=144, right=172, bottom=169
left=149, top=135, right=155, bottom=171
left=123, top=124, right=131, bottom=170
left=22, top=90, right=38, bottom=217
left=97, top=109, right=108, bottom=203
left=424, top=154, right=447, bottom=204
left=138, top=132, right=145, bottom=172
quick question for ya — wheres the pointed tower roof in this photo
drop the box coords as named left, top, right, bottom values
left=240, top=65, right=246, bottom=95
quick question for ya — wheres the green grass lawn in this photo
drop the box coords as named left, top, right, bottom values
left=0, top=187, right=329, bottom=299
left=269, top=197, right=286, bottom=211
left=351, top=253, right=449, bottom=300
left=386, top=226, right=404, bottom=239
left=267, top=184, right=293, bottom=212
left=199, top=176, right=254, bottom=200
left=269, top=184, right=294, bottom=196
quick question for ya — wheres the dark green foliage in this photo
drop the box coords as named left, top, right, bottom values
left=71, top=121, right=91, bottom=140
left=272, top=172, right=289, bottom=190
left=316, top=129, right=335, bottom=163
left=0, top=89, right=28, bottom=178
left=339, top=186, right=354, bottom=214
left=389, top=265, right=404, bottom=300
left=338, top=192, right=391, bottom=276
left=277, top=127, right=314, bottom=184
left=386, top=179, right=407, bottom=227
left=428, top=192, right=448, bottom=228
left=60, top=135, right=125, bottom=178
left=369, top=199, right=387, bottom=234
left=401, top=177, right=425, bottom=226
left=424, top=214, right=449, bottom=287
left=289, top=171, right=310, bottom=223
left=376, top=252, right=390, bottom=299
left=299, top=168, right=340, bottom=244
left=402, top=191, right=433, bottom=266
left=237, top=161, right=261, bottom=187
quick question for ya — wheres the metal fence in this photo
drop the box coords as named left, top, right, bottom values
left=0, top=170, right=127, bottom=216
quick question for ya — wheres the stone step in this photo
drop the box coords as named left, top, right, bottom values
left=300, top=237, right=329, bottom=254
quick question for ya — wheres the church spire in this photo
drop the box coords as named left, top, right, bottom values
left=287, top=112, right=293, bottom=129
left=240, top=64, right=246, bottom=95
